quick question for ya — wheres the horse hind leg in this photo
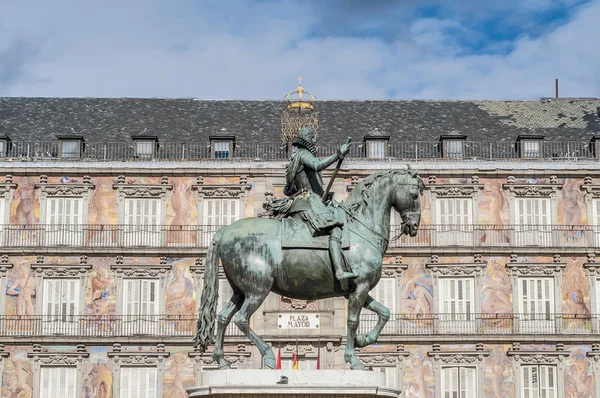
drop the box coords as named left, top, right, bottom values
left=356, top=294, right=390, bottom=348
left=234, top=279, right=276, bottom=369
left=213, top=291, right=243, bottom=369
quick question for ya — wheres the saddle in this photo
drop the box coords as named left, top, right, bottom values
left=279, top=216, right=350, bottom=250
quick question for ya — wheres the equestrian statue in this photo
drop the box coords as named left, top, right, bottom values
left=194, top=126, right=424, bottom=370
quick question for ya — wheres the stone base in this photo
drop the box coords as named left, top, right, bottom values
left=186, top=369, right=401, bottom=397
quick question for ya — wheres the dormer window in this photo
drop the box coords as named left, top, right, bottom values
left=210, top=136, right=234, bottom=159
left=590, top=136, right=600, bottom=159
left=132, top=136, right=159, bottom=159
left=57, top=135, right=84, bottom=159
left=440, top=135, right=466, bottom=159
left=0, top=136, right=10, bottom=158
left=517, top=135, right=544, bottom=159
left=363, top=136, right=389, bottom=159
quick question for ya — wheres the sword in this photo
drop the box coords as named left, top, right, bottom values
left=322, top=137, right=352, bottom=203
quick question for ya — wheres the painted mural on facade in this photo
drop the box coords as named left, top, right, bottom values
left=403, top=346, right=434, bottom=398
left=82, top=347, right=112, bottom=398
left=483, top=345, right=513, bottom=398
left=2, top=351, right=33, bottom=398
left=5, top=257, right=36, bottom=319
left=163, top=350, right=195, bottom=398
left=165, top=258, right=197, bottom=331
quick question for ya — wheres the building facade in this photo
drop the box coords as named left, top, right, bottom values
left=0, top=94, right=599, bottom=397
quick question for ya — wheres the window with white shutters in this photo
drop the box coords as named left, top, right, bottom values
left=0, top=197, right=5, bottom=245
left=366, top=140, right=386, bottom=159
left=120, top=367, right=157, bottom=398
left=218, top=279, right=234, bottom=313
left=595, top=277, right=600, bottom=315
left=123, top=197, right=162, bottom=246
left=592, top=199, right=600, bottom=246
left=372, top=367, right=398, bottom=388
left=45, top=197, right=84, bottom=245
left=42, top=278, right=80, bottom=334
left=40, top=367, right=77, bottom=398
left=281, top=358, right=317, bottom=370
left=436, top=198, right=473, bottom=246
left=123, top=279, right=159, bottom=335
left=369, top=278, right=396, bottom=334
left=520, top=365, right=557, bottom=398
left=200, top=198, right=241, bottom=246
left=438, top=277, right=475, bottom=332
left=441, top=367, right=477, bottom=398
left=444, top=140, right=464, bottom=159
left=514, top=197, right=551, bottom=246
left=518, top=277, right=554, bottom=333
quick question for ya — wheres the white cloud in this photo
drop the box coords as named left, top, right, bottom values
left=0, top=0, right=598, bottom=99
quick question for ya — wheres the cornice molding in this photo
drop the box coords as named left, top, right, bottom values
left=192, top=184, right=251, bottom=199
left=502, top=183, right=562, bottom=199
left=425, top=262, right=485, bottom=276
left=31, top=263, right=92, bottom=277
left=110, top=264, right=172, bottom=278
left=357, top=352, right=410, bottom=365
left=108, top=351, right=169, bottom=365
left=0, top=182, right=17, bottom=199
left=382, top=263, right=408, bottom=277
left=507, top=350, right=568, bottom=363
left=188, top=351, right=251, bottom=365
left=36, top=183, right=95, bottom=199
left=31, top=352, right=89, bottom=365
left=426, top=184, right=484, bottom=198
left=584, top=262, right=600, bottom=276
left=506, top=263, right=566, bottom=276
left=580, top=183, right=600, bottom=202
left=113, top=183, right=173, bottom=200
left=427, top=350, right=489, bottom=364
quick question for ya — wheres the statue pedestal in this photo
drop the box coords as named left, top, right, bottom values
left=186, top=369, right=401, bottom=397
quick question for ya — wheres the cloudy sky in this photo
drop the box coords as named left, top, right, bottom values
left=1, top=0, right=598, bottom=99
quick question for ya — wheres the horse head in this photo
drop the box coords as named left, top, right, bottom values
left=394, top=166, right=424, bottom=237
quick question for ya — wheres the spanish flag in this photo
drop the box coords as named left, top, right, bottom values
left=276, top=346, right=282, bottom=370
left=292, top=352, right=299, bottom=370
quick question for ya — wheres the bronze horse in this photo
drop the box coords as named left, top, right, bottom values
left=195, top=168, right=423, bottom=370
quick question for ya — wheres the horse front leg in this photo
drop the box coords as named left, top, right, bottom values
left=345, top=283, right=369, bottom=370
left=356, top=294, right=390, bottom=348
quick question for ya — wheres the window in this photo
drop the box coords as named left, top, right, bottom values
left=40, top=367, right=77, bottom=398
left=135, top=141, right=155, bottom=159
left=518, top=277, right=554, bottom=333
left=514, top=197, right=551, bottom=246
left=60, top=140, right=81, bottom=158
left=445, top=140, right=464, bottom=159
left=42, top=278, right=80, bottom=335
left=120, top=367, right=157, bottom=398
left=441, top=366, right=477, bottom=398
left=522, top=140, right=541, bottom=159
left=218, top=279, right=233, bottom=313
left=123, top=198, right=162, bottom=246
left=438, top=278, right=475, bottom=333
left=365, top=139, right=387, bottom=159
left=436, top=198, right=473, bottom=246
left=0, top=137, right=8, bottom=157
left=213, top=140, right=231, bottom=159
left=281, top=357, right=317, bottom=370
left=123, top=279, right=159, bottom=316
left=520, top=365, right=557, bottom=398
left=45, top=197, right=84, bottom=246
left=200, top=198, right=240, bottom=246
left=591, top=199, right=600, bottom=246
left=368, top=278, right=396, bottom=334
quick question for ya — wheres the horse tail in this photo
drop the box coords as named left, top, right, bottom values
left=194, top=229, right=223, bottom=351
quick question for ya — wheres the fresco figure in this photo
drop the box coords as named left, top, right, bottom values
left=485, top=346, right=512, bottom=398
left=6, top=263, right=36, bottom=316
left=2, top=358, right=33, bottom=398
left=168, top=178, right=194, bottom=244
left=565, top=349, right=594, bottom=398
left=82, top=363, right=112, bottom=398
left=13, top=177, right=37, bottom=225
left=166, top=265, right=196, bottom=330
left=401, top=263, right=433, bottom=316
left=166, top=354, right=189, bottom=398
left=560, top=180, right=584, bottom=226
left=404, top=353, right=433, bottom=398
left=483, top=181, right=509, bottom=244
left=481, top=261, right=512, bottom=314
left=562, top=260, right=591, bottom=316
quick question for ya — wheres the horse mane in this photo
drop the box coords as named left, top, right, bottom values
left=346, top=168, right=424, bottom=216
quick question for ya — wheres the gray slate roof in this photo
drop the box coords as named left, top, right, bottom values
left=0, top=97, right=599, bottom=143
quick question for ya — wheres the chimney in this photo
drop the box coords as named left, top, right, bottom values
left=555, top=78, right=559, bottom=99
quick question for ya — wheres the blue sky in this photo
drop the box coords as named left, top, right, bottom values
left=0, top=0, right=598, bottom=99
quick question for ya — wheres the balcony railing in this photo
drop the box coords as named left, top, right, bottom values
left=390, top=224, right=599, bottom=248
left=0, top=315, right=243, bottom=337
left=2, top=141, right=597, bottom=162
left=358, top=313, right=596, bottom=335
left=1, top=224, right=599, bottom=249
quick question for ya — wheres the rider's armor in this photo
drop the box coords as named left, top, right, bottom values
left=283, top=127, right=356, bottom=281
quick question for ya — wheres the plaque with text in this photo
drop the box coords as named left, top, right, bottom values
left=277, top=313, right=320, bottom=329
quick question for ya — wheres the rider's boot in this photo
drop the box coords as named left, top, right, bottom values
left=330, top=229, right=357, bottom=280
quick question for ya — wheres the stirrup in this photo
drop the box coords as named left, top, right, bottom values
left=336, top=271, right=357, bottom=280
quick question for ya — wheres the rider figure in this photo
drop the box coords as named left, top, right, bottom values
left=283, top=126, right=357, bottom=281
